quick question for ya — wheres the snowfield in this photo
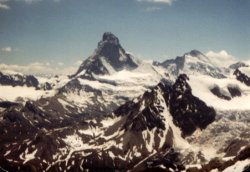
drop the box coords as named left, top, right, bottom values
left=0, top=86, right=55, bottom=102
left=188, top=74, right=250, bottom=110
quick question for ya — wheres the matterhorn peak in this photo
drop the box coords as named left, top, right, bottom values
left=102, top=32, right=119, bottom=45
left=72, top=32, right=138, bottom=77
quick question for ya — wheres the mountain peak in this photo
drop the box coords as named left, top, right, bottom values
left=72, top=32, right=138, bottom=77
left=156, top=49, right=226, bottom=78
left=187, top=50, right=203, bottom=57
left=102, top=32, right=119, bottom=45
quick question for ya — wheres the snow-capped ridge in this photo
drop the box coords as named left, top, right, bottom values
left=154, top=50, right=227, bottom=78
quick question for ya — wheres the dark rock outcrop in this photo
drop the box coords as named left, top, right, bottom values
left=210, top=84, right=242, bottom=100
left=227, top=85, right=241, bottom=97
left=169, top=74, right=216, bottom=136
left=234, top=69, right=250, bottom=86
left=210, top=85, right=231, bottom=100
left=0, top=72, right=39, bottom=88
left=0, top=101, right=19, bottom=108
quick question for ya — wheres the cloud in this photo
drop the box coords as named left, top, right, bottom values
left=18, top=0, right=41, bottom=4
left=0, top=0, right=10, bottom=10
left=1, top=46, right=20, bottom=53
left=137, top=0, right=175, bottom=5
left=0, top=0, right=60, bottom=10
left=145, top=6, right=162, bottom=12
left=1, top=46, right=12, bottom=52
left=0, top=61, right=79, bottom=76
left=16, top=0, right=60, bottom=4
left=206, top=50, right=237, bottom=67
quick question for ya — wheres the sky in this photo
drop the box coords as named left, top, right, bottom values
left=0, top=0, right=250, bottom=73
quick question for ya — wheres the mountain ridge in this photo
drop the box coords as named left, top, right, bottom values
left=0, top=32, right=250, bottom=172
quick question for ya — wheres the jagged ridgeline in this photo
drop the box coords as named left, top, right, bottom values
left=0, top=32, right=250, bottom=171
left=0, top=73, right=216, bottom=171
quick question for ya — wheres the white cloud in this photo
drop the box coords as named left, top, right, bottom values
left=16, top=0, right=42, bottom=4
left=0, top=0, right=60, bottom=10
left=1, top=46, right=20, bottom=53
left=1, top=46, right=12, bottom=52
left=0, top=61, right=79, bottom=76
left=206, top=50, right=237, bottom=67
left=137, top=0, right=175, bottom=5
left=145, top=6, right=162, bottom=12
left=16, top=0, right=60, bottom=4
left=0, top=0, right=10, bottom=10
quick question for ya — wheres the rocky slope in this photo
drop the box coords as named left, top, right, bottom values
left=0, top=74, right=217, bottom=171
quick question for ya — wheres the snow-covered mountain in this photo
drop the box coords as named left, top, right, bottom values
left=0, top=74, right=216, bottom=171
left=0, top=33, right=250, bottom=171
left=53, top=32, right=164, bottom=115
left=154, top=50, right=229, bottom=78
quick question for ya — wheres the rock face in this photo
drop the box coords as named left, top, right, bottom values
left=0, top=71, right=39, bottom=88
left=234, top=69, right=250, bottom=86
left=154, top=50, right=226, bottom=78
left=169, top=74, right=216, bottom=136
left=72, top=32, right=138, bottom=77
left=116, top=74, right=216, bottom=137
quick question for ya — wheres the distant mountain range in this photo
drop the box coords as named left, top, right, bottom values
left=0, top=32, right=250, bottom=172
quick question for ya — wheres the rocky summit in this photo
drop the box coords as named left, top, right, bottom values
left=72, top=32, right=138, bottom=77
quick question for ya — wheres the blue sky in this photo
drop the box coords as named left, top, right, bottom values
left=0, top=0, right=250, bottom=67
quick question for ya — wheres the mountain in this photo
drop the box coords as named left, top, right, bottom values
left=0, top=33, right=163, bottom=116
left=0, top=33, right=250, bottom=171
left=0, top=74, right=217, bottom=171
left=0, top=71, right=39, bottom=88
left=72, top=32, right=139, bottom=78
left=154, top=50, right=228, bottom=78
left=1, top=71, right=249, bottom=171
left=55, top=32, right=163, bottom=115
